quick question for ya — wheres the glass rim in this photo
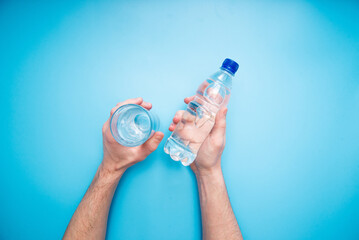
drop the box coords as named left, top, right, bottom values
left=110, top=104, right=157, bottom=147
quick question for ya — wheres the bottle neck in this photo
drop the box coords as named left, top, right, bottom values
left=220, top=67, right=235, bottom=77
left=211, top=68, right=232, bottom=89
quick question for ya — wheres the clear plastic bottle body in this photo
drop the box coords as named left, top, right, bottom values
left=164, top=69, right=233, bottom=166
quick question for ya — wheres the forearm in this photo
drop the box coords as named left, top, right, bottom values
left=63, top=162, right=124, bottom=240
left=196, top=167, right=243, bottom=240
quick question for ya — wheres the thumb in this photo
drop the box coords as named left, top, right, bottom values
left=209, top=108, right=227, bottom=140
left=141, top=131, right=164, bottom=154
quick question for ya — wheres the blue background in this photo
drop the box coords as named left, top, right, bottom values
left=1, top=0, right=359, bottom=239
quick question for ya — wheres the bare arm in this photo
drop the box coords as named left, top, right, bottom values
left=63, top=97, right=164, bottom=240
left=170, top=97, right=243, bottom=240
left=63, top=164, right=123, bottom=240
left=195, top=168, right=242, bottom=240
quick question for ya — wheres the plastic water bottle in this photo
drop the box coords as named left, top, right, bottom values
left=164, top=58, right=239, bottom=166
left=110, top=104, right=159, bottom=147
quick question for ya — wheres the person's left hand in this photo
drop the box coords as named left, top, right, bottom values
left=101, top=97, right=164, bottom=175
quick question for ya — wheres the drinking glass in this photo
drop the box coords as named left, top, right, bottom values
left=110, top=104, right=160, bottom=147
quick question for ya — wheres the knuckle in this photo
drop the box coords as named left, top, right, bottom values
left=173, top=111, right=180, bottom=119
left=212, top=138, right=224, bottom=149
left=175, top=110, right=185, bottom=117
left=145, top=143, right=157, bottom=153
left=217, top=121, right=226, bottom=130
left=147, top=144, right=157, bottom=152
left=102, top=124, right=107, bottom=134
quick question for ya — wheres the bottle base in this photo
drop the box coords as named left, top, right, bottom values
left=164, top=137, right=196, bottom=166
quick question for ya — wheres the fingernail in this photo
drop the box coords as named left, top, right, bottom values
left=156, top=133, right=163, bottom=140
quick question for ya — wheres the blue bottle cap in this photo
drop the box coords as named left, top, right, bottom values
left=221, top=58, right=239, bottom=75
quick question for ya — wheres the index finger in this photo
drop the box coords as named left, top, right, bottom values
left=184, top=96, right=195, bottom=104
left=110, top=97, right=144, bottom=117
left=118, top=98, right=152, bottom=110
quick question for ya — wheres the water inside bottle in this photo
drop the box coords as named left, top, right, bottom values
left=164, top=137, right=196, bottom=166
left=164, top=100, right=216, bottom=166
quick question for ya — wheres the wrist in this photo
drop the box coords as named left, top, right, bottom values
left=99, top=160, right=126, bottom=183
left=194, top=164, right=223, bottom=179
left=195, top=165, right=226, bottom=192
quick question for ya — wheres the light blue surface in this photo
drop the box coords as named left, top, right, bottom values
left=1, top=1, right=359, bottom=239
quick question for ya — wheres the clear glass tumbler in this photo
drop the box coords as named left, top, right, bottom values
left=110, top=104, right=160, bottom=147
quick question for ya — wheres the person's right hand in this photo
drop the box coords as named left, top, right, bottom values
left=102, top=97, right=164, bottom=176
left=169, top=96, right=228, bottom=176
